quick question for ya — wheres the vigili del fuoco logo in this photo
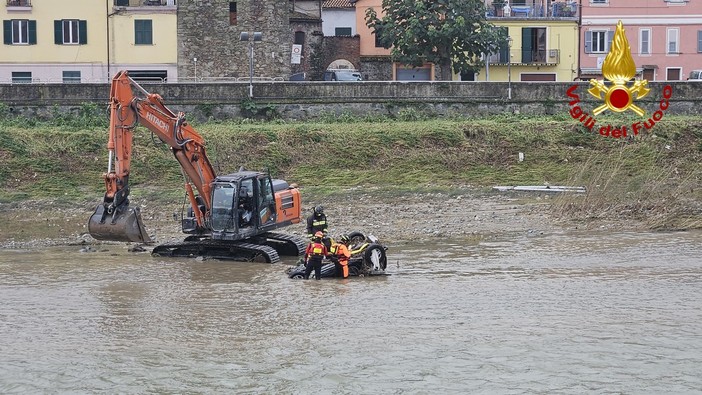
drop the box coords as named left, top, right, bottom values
left=566, top=21, right=673, bottom=139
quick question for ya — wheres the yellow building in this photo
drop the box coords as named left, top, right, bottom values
left=474, top=18, right=579, bottom=82
left=1, top=0, right=176, bottom=83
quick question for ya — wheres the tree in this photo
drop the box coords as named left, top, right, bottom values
left=365, top=0, right=506, bottom=81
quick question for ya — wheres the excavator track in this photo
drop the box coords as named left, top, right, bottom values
left=151, top=239, right=281, bottom=263
left=261, top=232, right=307, bottom=257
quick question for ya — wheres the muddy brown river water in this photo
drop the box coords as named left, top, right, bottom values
left=1, top=230, right=701, bottom=394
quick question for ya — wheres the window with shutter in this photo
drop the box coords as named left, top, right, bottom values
left=640, top=28, right=650, bottom=55
left=522, top=27, right=533, bottom=63
left=11, top=20, right=29, bottom=44
left=135, top=20, right=152, bottom=45
left=63, top=20, right=79, bottom=44
left=589, top=31, right=607, bottom=53
left=667, top=28, right=679, bottom=54
left=335, top=27, right=352, bottom=37
left=55, top=19, right=86, bottom=45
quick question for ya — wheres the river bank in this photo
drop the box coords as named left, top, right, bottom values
left=0, top=186, right=651, bottom=250
left=1, top=116, right=700, bottom=248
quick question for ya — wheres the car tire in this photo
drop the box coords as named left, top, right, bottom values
left=363, top=243, right=387, bottom=271
left=347, top=231, right=367, bottom=246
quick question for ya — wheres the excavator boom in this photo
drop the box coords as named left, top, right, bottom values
left=89, top=70, right=216, bottom=244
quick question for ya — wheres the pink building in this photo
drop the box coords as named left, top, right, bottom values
left=580, top=0, right=702, bottom=81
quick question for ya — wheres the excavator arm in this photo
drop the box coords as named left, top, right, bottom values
left=89, top=70, right=217, bottom=243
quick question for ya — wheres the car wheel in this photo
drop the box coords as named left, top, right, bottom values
left=363, top=243, right=387, bottom=271
left=290, top=273, right=305, bottom=279
left=347, top=231, right=366, bottom=246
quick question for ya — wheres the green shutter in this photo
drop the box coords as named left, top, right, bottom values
left=79, top=20, right=87, bottom=44
left=135, top=20, right=153, bottom=45
left=146, top=20, right=152, bottom=44
left=499, top=27, right=509, bottom=63
left=522, top=27, right=533, bottom=63
left=3, top=20, right=11, bottom=45
left=28, top=20, right=37, bottom=44
left=54, top=20, right=62, bottom=44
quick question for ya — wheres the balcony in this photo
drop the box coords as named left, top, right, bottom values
left=6, top=0, right=31, bottom=7
left=487, top=2, right=578, bottom=19
left=488, top=49, right=560, bottom=66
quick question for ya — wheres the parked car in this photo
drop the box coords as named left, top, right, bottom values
left=323, top=69, right=362, bottom=81
left=289, top=72, right=306, bottom=81
left=688, top=70, right=702, bottom=81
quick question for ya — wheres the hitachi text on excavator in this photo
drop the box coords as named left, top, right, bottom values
left=88, top=71, right=307, bottom=263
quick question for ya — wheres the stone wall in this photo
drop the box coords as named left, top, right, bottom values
left=321, top=36, right=361, bottom=71
left=1, top=81, right=698, bottom=121
left=289, top=22, right=323, bottom=78
left=177, top=0, right=292, bottom=80
left=360, top=56, right=393, bottom=81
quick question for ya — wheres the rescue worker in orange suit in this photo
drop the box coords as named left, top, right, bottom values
left=329, top=234, right=351, bottom=278
left=304, top=231, right=330, bottom=280
left=306, top=205, right=328, bottom=240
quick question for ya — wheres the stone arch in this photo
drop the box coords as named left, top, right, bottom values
left=326, top=58, right=357, bottom=70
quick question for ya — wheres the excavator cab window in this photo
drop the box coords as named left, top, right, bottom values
left=238, top=178, right=255, bottom=228
left=211, top=184, right=236, bottom=231
left=257, top=176, right=276, bottom=227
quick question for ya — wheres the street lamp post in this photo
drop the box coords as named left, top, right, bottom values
left=507, top=36, right=513, bottom=100
left=193, top=57, right=197, bottom=82
left=240, top=31, right=263, bottom=98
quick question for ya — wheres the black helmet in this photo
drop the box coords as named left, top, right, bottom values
left=339, top=234, right=350, bottom=244
left=314, top=205, right=324, bottom=215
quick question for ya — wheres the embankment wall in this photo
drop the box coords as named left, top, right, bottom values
left=0, top=81, right=699, bottom=121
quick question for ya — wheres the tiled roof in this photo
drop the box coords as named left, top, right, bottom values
left=322, top=0, right=355, bottom=9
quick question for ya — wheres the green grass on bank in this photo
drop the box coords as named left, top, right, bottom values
left=1, top=111, right=700, bottom=229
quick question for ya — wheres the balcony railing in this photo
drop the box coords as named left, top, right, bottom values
left=487, top=2, right=578, bottom=18
left=487, top=49, right=560, bottom=65
left=6, top=0, right=32, bottom=7
left=114, top=0, right=176, bottom=6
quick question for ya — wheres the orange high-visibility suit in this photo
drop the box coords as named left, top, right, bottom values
left=330, top=242, right=351, bottom=278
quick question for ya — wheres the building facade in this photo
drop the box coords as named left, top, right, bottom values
left=175, top=0, right=323, bottom=82
left=1, top=0, right=177, bottom=83
left=321, top=0, right=356, bottom=37
left=478, top=0, right=579, bottom=82
left=580, top=0, right=702, bottom=81
left=354, top=0, right=436, bottom=81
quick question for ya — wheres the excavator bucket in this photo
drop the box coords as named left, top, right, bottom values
left=88, top=204, right=153, bottom=244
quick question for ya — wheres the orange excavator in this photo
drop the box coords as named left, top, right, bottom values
left=88, top=71, right=306, bottom=263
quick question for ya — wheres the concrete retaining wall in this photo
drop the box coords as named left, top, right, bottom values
left=0, top=81, right=699, bottom=121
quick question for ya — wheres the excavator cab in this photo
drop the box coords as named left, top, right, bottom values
left=205, top=172, right=278, bottom=240
left=209, top=183, right=237, bottom=232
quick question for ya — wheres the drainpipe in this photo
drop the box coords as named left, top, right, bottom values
left=576, top=0, right=582, bottom=80
left=106, top=0, right=110, bottom=81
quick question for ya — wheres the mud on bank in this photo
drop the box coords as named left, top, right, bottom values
left=0, top=187, right=650, bottom=250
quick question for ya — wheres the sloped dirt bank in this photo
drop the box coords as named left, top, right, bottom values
left=0, top=187, right=646, bottom=250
